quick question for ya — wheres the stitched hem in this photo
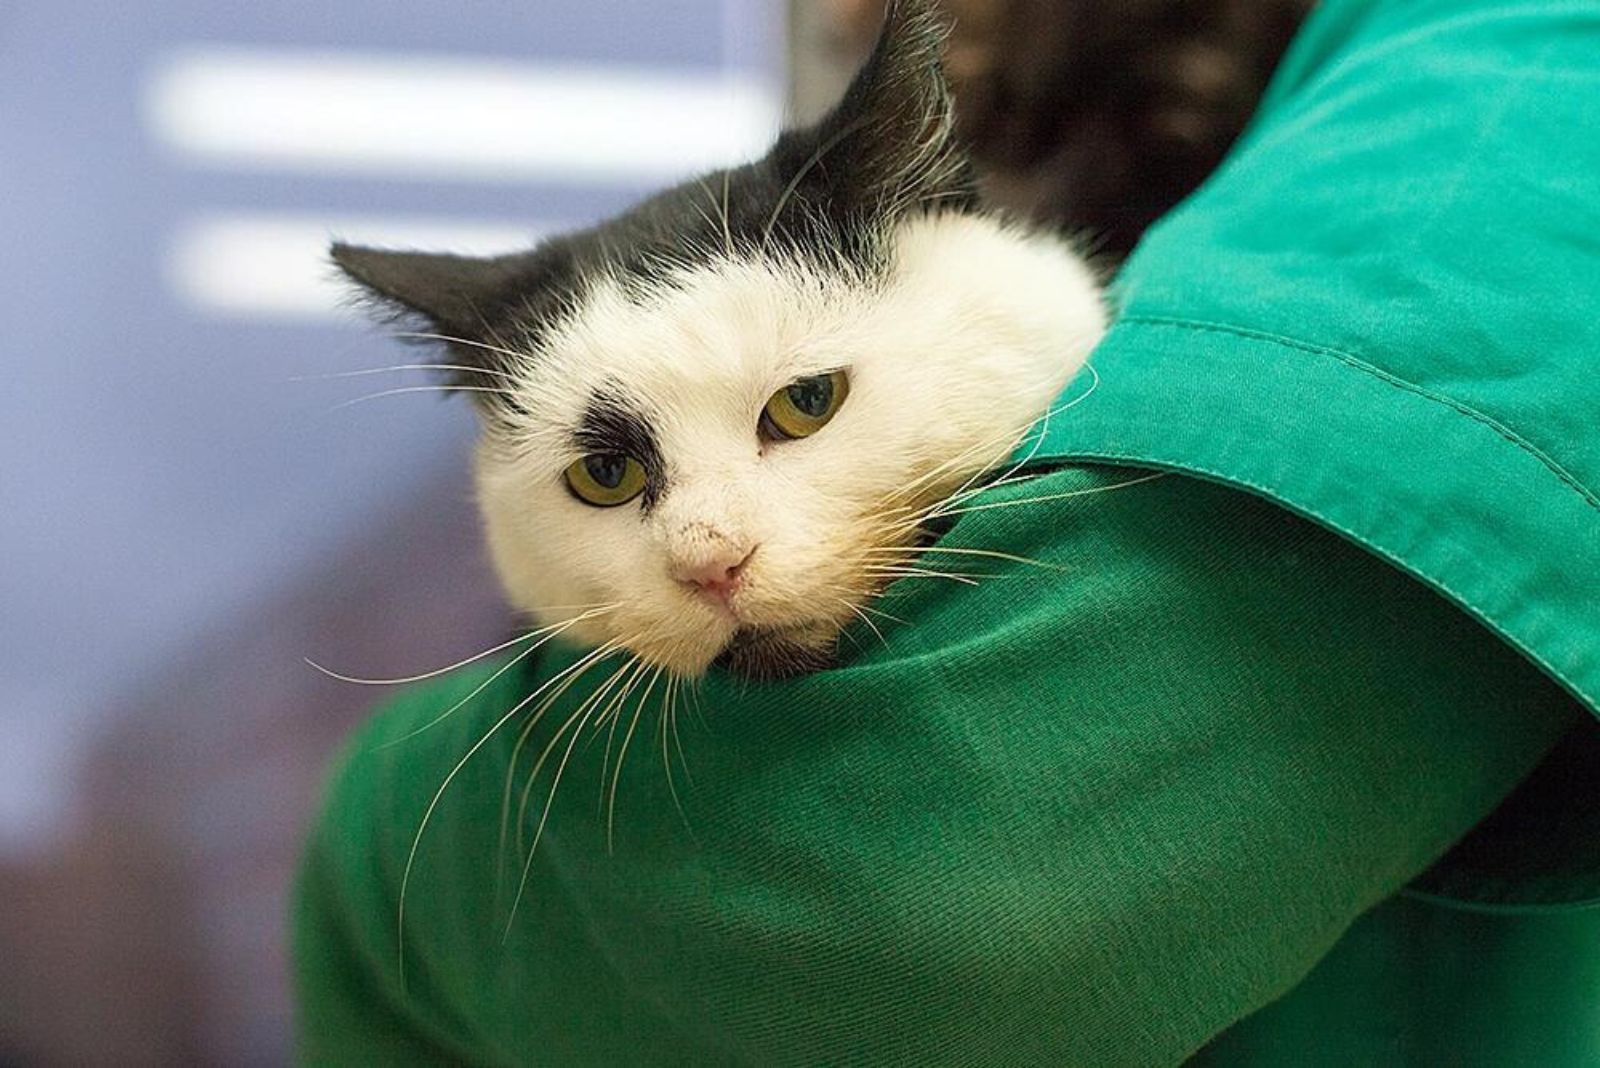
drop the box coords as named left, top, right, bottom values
left=1119, top=315, right=1600, bottom=513
left=1029, top=317, right=1599, bottom=718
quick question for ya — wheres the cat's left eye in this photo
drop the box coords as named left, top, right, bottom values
left=564, top=452, right=647, bottom=507
left=761, top=370, right=850, bottom=441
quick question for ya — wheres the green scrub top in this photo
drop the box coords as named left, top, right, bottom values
left=294, top=475, right=1582, bottom=1066
left=293, top=0, right=1600, bottom=1062
left=1051, top=0, right=1600, bottom=1060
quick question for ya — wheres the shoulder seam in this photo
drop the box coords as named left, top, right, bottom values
left=1118, top=315, right=1600, bottom=514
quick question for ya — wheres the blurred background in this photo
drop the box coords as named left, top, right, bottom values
left=0, top=0, right=1309, bottom=1062
left=0, top=2, right=782, bottom=1062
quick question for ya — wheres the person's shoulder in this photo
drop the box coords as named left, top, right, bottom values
left=305, top=654, right=535, bottom=888
left=295, top=658, right=533, bottom=1062
left=297, top=653, right=536, bottom=962
left=353, top=655, right=532, bottom=753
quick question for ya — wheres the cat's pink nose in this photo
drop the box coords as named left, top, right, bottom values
left=674, top=548, right=755, bottom=602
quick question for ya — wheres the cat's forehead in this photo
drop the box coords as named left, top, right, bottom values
left=527, top=255, right=866, bottom=410
left=334, top=0, right=981, bottom=425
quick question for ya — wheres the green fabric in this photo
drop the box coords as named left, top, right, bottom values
left=295, top=0, right=1600, bottom=1061
left=1195, top=891, right=1600, bottom=1065
left=294, top=471, right=1577, bottom=1065
left=1041, top=0, right=1600, bottom=717
left=1029, top=0, right=1600, bottom=1057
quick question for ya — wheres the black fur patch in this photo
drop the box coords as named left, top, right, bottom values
left=717, top=626, right=837, bottom=680
left=331, top=0, right=978, bottom=415
left=574, top=392, right=667, bottom=511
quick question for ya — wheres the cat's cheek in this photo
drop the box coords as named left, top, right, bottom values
left=474, top=459, right=606, bottom=627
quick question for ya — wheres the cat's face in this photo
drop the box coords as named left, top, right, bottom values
left=474, top=213, right=1102, bottom=677
left=333, top=0, right=1104, bottom=678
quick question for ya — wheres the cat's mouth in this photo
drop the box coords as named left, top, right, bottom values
left=715, top=624, right=836, bottom=681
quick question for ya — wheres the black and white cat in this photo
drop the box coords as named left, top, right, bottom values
left=335, top=0, right=1105, bottom=679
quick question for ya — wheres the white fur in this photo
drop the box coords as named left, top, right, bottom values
left=474, top=212, right=1106, bottom=675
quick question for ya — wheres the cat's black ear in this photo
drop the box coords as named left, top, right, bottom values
left=330, top=242, right=529, bottom=342
left=330, top=242, right=557, bottom=397
left=804, top=0, right=975, bottom=219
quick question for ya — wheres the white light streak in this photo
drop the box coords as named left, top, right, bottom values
left=165, top=213, right=552, bottom=321
left=145, top=48, right=782, bottom=183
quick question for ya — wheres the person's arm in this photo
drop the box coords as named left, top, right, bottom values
left=293, top=838, right=467, bottom=1065
left=294, top=467, right=1579, bottom=1065
left=297, top=0, right=1600, bottom=1055
left=294, top=729, right=482, bottom=1066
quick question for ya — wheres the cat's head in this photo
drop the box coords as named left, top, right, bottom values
left=333, top=0, right=1105, bottom=679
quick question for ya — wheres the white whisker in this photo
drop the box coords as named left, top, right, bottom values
left=837, top=597, right=890, bottom=648
left=389, top=330, right=531, bottom=365
left=326, top=384, right=519, bottom=412
left=500, top=648, right=632, bottom=880
left=863, top=564, right=983, bottom=586
left=398, top=638, right=621, bottom=990
left=936, top=472, right=1169, bottom=518
left=607, top=664, right=665, bottom=854
left=308, top=605, right=614, bottom=687
left=291, top=362, right=520, bottom=383
left=504, top=651, right=637, bottom=937
left=865, top=545, right=1067, bottom=572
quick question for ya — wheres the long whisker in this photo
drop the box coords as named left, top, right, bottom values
left=500, top=648, right=632, bottom=879
left=397, top=638, right=619, bottom=990
left=505, top=719, right=601, bottom=938
left=837, top=597, right=890, bottom=648
left=388, top=331, right=530, bottom=365
left=863, top=565, right=983, bottom=586
left=468, top=310, right=531, bottom=378
left=865, top=545, right=1068, bottom=572
left=852, top=601, right=909, bottom=626
left=932, top=365, right=1103, bottom=518
left=658, top=675, right=695, bottom=835
left=381, top=629, right=557, bottom=752
left=880, top=363, right=1103, bottom=517
left=517, top=654, right=638, bottom=857
left=607, top=665, right=665, bottom=854
left=880, top=378, right=1087, bottom=507
left=910, top=366, right=1102, bottom=515
left=935, top=472, right=1168, bottom=518
left=669, top=680, right=695, bottom=791
left=326, top=384, right=518, bottom=412
left=877, top=424, right=1027, bottom=509
left=504, top=654, right=636, bottom=937
left=592, top=655, right=646, bottom=789
left=594, top=659, right=652, bottom=816
left=310, top=605, right=614, bottom=687
left=687, top=676, right=710, bottom=733
left=291, top=362, right=520, bottom=383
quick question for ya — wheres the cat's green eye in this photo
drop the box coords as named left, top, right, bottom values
left=761, top=370, right=850, bottom=441
left=564, top=452, right=647, bottom=507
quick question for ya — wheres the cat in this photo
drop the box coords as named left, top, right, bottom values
left=334, top=0, right=1106, bottom=681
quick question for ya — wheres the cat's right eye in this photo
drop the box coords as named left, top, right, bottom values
left=564, top=452, right=647, bottom=507
left=760, top=370, right=850, bottom=441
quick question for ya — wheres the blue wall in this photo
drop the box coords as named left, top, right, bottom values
left=0, top=0, right=781, bottom=849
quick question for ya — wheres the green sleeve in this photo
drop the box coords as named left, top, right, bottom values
left=293, top=826, right=464, bottom=1066
left=292, top=467, right=1578, bottom=1066
left=293, top=691, right=483, bottom=1067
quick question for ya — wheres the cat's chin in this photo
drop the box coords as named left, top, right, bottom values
left=714, top=624, right=837, bottom=681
